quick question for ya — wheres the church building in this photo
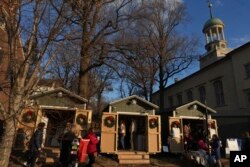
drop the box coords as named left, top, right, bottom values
left=152, top=2, right=250, bottom=141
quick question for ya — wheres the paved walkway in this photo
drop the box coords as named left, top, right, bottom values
left=9, top=151, right=230, bottom=167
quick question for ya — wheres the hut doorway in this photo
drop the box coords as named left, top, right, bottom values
left=43, top=109, right=76, bottom=147
left=118, top=114, right=147, bottom=152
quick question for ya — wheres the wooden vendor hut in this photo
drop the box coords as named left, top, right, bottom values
left=101, top=95, right=161, bottom=164
left=160, top=100, right=218, bottom=154
left=14, top=87, right=92, bottom=152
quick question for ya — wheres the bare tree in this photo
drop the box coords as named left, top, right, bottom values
left=117, top=0, right=199, bottom=109
left=0, top=1, right=67, bottom=166
left=63, top=0, right=132, bottom=99
left=115, top=31, right=158, bottom=100
left=88, top=66, right=114, bottom=118
left=47, top=40, right=80, bottom=92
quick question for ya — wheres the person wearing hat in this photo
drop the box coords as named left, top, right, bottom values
left=25, top=122, right=46, bottom=167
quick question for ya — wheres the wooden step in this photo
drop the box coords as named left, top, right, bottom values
left=119, top=159, right=150, bottom=164
left=118, top=154, right=149, bottom=160
left=117, top=151, right=148, bottom=155
left=45, top=157, right=56, bottom=163
left=51, top=148, right=60, bottom=154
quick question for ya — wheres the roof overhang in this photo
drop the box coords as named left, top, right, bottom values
left=175, top=100, right=216, bottom=114
left=110, top=95, right=159, bottom=109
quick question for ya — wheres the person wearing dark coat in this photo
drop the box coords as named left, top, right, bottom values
left=59, top=124, right=79, bottom=167
left=26, top=122, right=46, bottom=167
left=242, top=131, right=250, bottom=151
left=210, top=134, right=222, bottom=167
left=85, top=128, right=100, bottom=167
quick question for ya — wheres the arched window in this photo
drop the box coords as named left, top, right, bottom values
left=199, top=86, right=206, bottom=103
left=186, top=90, right=193, bottom=102
left=213, top=80, right=225, bottom=106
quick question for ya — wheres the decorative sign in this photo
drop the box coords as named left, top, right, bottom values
left=163, top=145, right=169, bottom=152
left=226, top=138, right=240, bottom=151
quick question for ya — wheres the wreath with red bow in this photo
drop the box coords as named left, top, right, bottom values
left=76, top=114, right=87, bottom=126
left=171, top=121, right=180, bottom=128
left=104, top=116, right=115, bottom=128
left=22, top=110, right=36, bottom=123
left=208, top=121, right=216, bottom=129
left=149, top=118, right=158, bottom=129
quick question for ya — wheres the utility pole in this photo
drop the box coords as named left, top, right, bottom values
left=205, top=100, right=211, bottom=166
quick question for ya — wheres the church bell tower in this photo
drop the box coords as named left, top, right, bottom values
left=200, top=0, right=231, bottom=69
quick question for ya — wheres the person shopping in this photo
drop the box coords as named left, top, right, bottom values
left=85, top=128, right=100, bottom=167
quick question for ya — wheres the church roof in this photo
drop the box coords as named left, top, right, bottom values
left=203, top=17, right=224, bottom=32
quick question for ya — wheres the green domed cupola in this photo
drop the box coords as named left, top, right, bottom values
left=199, top=0, right=230, bottom=69
left=202, top=1, right=227, bottom=52
left=203, top=17, right=224, bottom=33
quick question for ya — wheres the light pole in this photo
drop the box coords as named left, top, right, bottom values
left=205, top=100, right=211, bottom=166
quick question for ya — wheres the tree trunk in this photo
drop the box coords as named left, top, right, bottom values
left=0, top=119, right=16, bottom=167
left=78, top=22, right=90, bottom=99
left=159, top=63, right=165, bottom=113
left=79, top=68, right=89, bottom=99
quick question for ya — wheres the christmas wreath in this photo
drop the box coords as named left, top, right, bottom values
left=149, top=118, right=158, bottom=129
left=171, top=121, right=180, bottom=128
left=76, top=114, right=87, bottom=126
left=22, top=110, right=36, bottom=123
left=208, top=121, right=216, bottom=129
left=104, top=116, right=115, bottom=128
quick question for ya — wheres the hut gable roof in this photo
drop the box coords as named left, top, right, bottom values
left=176, top=100, right=216, bottom=114
left=30, top=87, right=87, bottom=108
left=170, top=100, right=216, bottom=118
left=106, top=95, right=158, bottom=115
left=110, top=95, right=159, bottom=109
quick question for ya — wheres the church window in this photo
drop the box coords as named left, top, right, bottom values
left=168, top=96, right=174, bottom=107
left=245, top=90, right=250, bottom=106
left=177, top=93, right=182, bottom=106
left=213, top=80, right=225, bottom=106
left=186, top=90, right=193, bottom=102
left=245, top=63, right=250, bottom=78
left=199, top=86, right=206, bottom=103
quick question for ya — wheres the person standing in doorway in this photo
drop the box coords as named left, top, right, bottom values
left=25, top=122, right=46, bottom=167
left=119, top=120, right=126, bottom=149
left=183, top=122, right=191, bottom=151
left=130, top=119, right=137, bottom=150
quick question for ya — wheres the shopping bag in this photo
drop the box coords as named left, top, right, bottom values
left=78, top=139, right=90, bottom=163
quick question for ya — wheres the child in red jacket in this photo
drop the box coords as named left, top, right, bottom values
left=85, top=128, right=100, bottom=167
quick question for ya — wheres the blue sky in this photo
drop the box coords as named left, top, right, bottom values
left=169, top=0, right=250, bottom=84
left=183, top=0, right=250, bottom=49
left=105, top=0, right=250, bottom=101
